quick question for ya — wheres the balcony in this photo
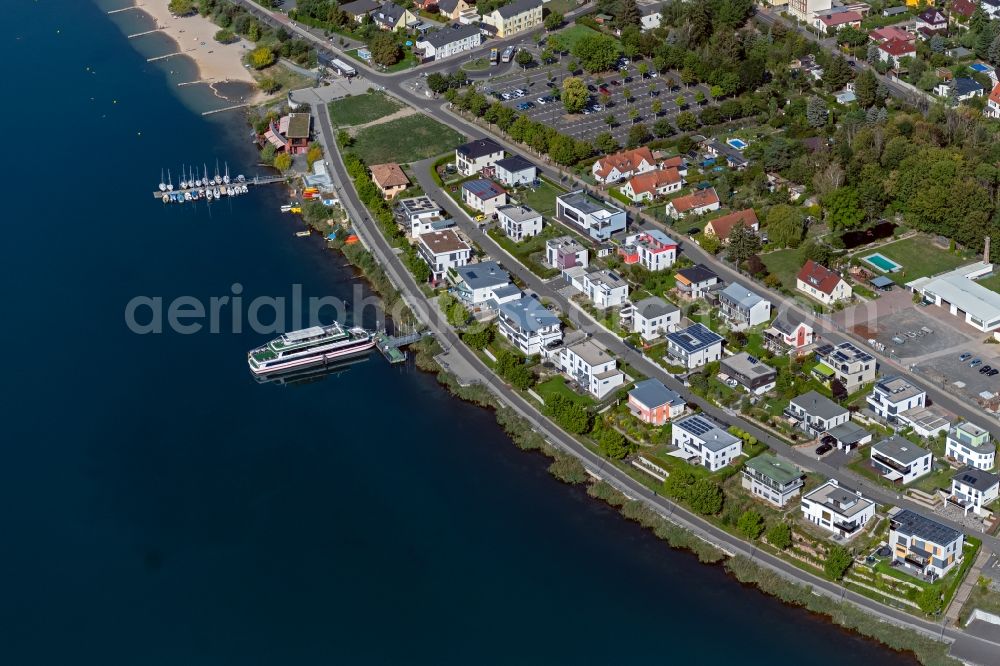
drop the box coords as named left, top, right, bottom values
left=903, top=551, right=930, bottom=568
left=833, top=520, right=861, bottom=534
left=872, top=452, right=910, bottom=474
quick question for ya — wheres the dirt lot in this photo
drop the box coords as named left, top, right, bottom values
left=850, top=307, right=971, bottom=360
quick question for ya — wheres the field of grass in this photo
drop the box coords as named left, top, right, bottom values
left=977, top=273, right=1000, bottom=294
left=553, top=24, right=616, bottom=52
left=351, top=115, right=465, bottom=164
left=254, top=62, right=315, bottom=97
left=761, top=248, right=802, bottom=290
left=535, top=376, right=595, bottom=406
left=328, top=91, right=402, bottom=127
left=487, top=225, right=564, bottom=278
left=873, top=237, right=971, bottom=285
left=511, top=177, right=567, bottom=216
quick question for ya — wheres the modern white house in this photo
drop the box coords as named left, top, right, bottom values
left=496, top=295, right=562, bottom=355
left=450, top=261, right=515, bottom=308
left=414, top=22, right=481, bottom=60
left=417, top=229, right=471, bottom=281
left=493, top=155, right=537, bottom=187
left=825, top=421, right=873, bottom=452
left=785, top=390, right=850, bottom=437
left=718, top=282, right=772, bottom=331
left=801, top=480, right=877, bottom=540
left=813, top=341, right=876, bottom=392
left=871, top=435, right=932, bottom=485
left=674, top=264, right=720, bottom=299
left=557, top=339, right=625, bottom=399
left=946, top=421, right=997, bottom=471
left=889, top=509, right=964, bottom=579
left=496, top=204, right=542, bottom=242
left=555, top=190, right=627, bottom=241
left=866, top=376, right=927, bottom=424
left=950, top=468, right=1000, bottom=516
left=906, top=262, right=1000, bottom=333
left=741, top=454, right=804, bottom=507
left=455, top=138, right=504, bottom=176
left=545, top=236, right=588, bottom=270
left=672, top=413, right=743, bottom=472
left=461, top=179, right=507, bottom=215
left=789, top=0, right=831, bottom=23
left=583, top=269, right=629, bottom=309
left=665, top=323, right=724, bottom=369
left=630, top=296, right=680, bottom=341
left=620, top=230, right=678, bottom=272
left=397, top=195, right=448, bottom=236
left=721, top=352, right=777, bottom=395
left=796, top=260, right=852, bottom=305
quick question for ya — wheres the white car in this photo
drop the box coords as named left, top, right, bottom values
left=592, top=103, right=604, bottom=111
left=536, top=97, right=547, bottom=105
left=502, top=92, right=513, bottom=100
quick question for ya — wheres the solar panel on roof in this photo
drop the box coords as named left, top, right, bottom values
left=815, top=344, right=834, bottom=356
left=747, top=355, right=758, bottom=364
left=682, top=415, right=715, bottom=437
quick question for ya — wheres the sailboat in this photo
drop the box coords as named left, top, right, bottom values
left=158, top=169, right=166, bottom=192
left=223, top=162, right=230, bottom=185
left=166, top=169, right=173, bottom=191
left=214, top=160, right=222, bottom=185
left=203, top=164, right=209, bottom=189
left=180, top=166, right=188, bottom=190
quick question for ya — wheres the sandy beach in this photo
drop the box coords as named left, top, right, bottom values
left=139, top=0, right=259, bottom=89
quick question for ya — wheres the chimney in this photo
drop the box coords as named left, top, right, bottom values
left=985, top=236, right=991, bottom=264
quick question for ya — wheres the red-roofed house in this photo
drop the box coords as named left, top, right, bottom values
left=660, top=155, right=688, bottom=177
left=985, top=82, right=1000, bottom=118
left=796, top=260, right=853, bottom=305
left=869, top=26, right=914, bottom=44
left=704, top=209, right=760, bottom=242
left=592, top=147, right=657, bottom=184
left=879, top=39, right=917, bottom=67
left=621, top=168, right=684, bottom=202
left=950, top=0, right=977, bottom=28
left=815, top=10, right=862, bottom=32
left=665, top=188, right=721, bottom=219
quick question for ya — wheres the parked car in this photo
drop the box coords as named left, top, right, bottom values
left=592, top=103, right=604, bottom=111
left=501, top=92, right=512, bottom=100
left=980, top=365, right=993, bottom=374
left=960, top=353, right=972, bottom=362
left=815, top=442, right=833, bottom=456
left=989, top=369, right=999, bottom=376
left=587, top=84, right=597, bottom=92
left=517, top=101, right=534, bottom=110
left=610, top=80, right=621, bottom=86
left=536, top=97, right=548, bottom=104
left=971, top=358, right=983, bottom=367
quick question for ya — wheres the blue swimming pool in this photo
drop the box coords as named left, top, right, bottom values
left=863, top=253, right=902, bottom=273
left=727, top=138, right=747, bottom=150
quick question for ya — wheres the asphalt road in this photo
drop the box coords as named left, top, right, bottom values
left=312, top=102, right=1000, bottom=660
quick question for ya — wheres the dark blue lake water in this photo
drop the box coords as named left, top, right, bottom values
left=0, top=1, right=915, bottom=664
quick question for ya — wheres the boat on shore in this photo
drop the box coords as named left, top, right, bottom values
left=247, top=322, right=375, bottom=375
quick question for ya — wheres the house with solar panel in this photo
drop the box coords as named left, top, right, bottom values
left=665, top=323, right=724, bottom=369
left=721, top=352, right=777, bottom=395
left=461, top=179, right=507, bottom=216
left=888, top=509, right=965, bottom=579
left=671, top=413, right=742, bottom=471
left=583, top=269, right=629, bottom=309
left=741, top=454, right=804, bottom=507
left=949, top=468, right=1000, bottom=517
left=718, top=282, right=771, bottom=331
left=813, top=342, right=877, bottom=392
left=801, top=480, right=877, bottom=539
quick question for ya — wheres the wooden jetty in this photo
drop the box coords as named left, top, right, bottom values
left=152, top=174, right=286, bottom=200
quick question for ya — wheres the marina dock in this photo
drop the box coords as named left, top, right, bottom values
left=153, top=173, right=287, bottom=203
left=376, top=331, right=428, bottom=364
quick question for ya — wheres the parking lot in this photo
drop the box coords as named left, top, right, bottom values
left=483, top=56, right=712, bottom=145
left=850, top=306, right=970, bottom=360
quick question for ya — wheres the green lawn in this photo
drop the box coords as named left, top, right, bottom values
left=351, top=115, right=465, bottom=165
left=552, top=24, right=608, bottom=51
left=535, top=376, right=596, bottom=406
left=872, top=236, right=971, bottom=285
left=328, top=91, right=402, bottom=127
left=761, top=248, right=802, bottom=290
left=461, top=57, right=492, bottom=72
left=487, top=225, right=565, bottom=278
left=977, top=273, right=1000, bottom=294
left=511, top=177, right=568, bottom=217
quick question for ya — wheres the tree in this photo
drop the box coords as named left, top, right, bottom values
left=697, top=232, right=721, bottom=255
left=651, top=100, right=662, bottom=116
left=258, top=76, right=280, bottom=94
left=917, top=586, right=944, bottom=615
left=273, top=152, right=292, bottom=172
left=627, top=123, right=649, bottom=148
left=248, top=46, right=275, bottom=70
left=337, top=130, right=353, bottom=148
left=653, top=117, right=673, bottom=138
left=306, top=144, right=323, bottom=170
left=168, top=0, right=195, bottom=15
left=515, top=49, right=534, bottom=69
left=806, top=96, right=827, bottom=128
left=544, top=11, right=563, bottom=30
left=675, top=94, right=686, bottom=109
left=765, top=522, right=792, bottom=550
left=687, top=479, right=724, bottom=515
left=676, top=111, right=698, bottom=131
left=823, top=546, right=852, bottom=580
left=427, top=72, right=449, bottom=94
left=462, top=324, right=494, bottom=350
left=598, top=426, right=630, bottom=459
left=726, top=222, right=762, bottom=265
left=571, top=34, right=620, bottom=73
left=663, top=467, right=696, bottom=499
left=823, top=187, right=865, bottom=230
left=694, top=90, right=705, bottom=105
left=617, top=0, right=641, bottom=27
left=561, top=77, right=589, bottom=114
left=824, top=56, right=852, bottom=91
left=622, top=87, right=633, bottom=104
left=766, top=205, right=805, bottom=248
left=543, top=395, right=591, bottom=434
left=627, top=108, right=639, bottom=124
left=214, top=28, right=236, bottom=44
left=368, top=33, right=402, bottom=68
left=260, top=143, right=277, bottom=165
left=595, top=131, right=619, bottom=153
left=854, top=69, right=878, bottom=108
left=604, top=113, right=616, bottom=128
left=737, top=510, right=764, bottom=540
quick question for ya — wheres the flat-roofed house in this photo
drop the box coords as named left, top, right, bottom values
left=741, top=454, right=804, bottom=507
left=583, top=269, right=629, bottom=308
left=866, top=376, right=927, bottom=424
left=718, top=282, right=771, bottom=330
left=631, top=296, right=680, bottom=341
left=496, top=295, right=562, bottom=354
left=397, top=195, right=447, bottom=236
left=416, top=229, right=471, bottom=281
left=813, top=341, right=876, bottom=392
left=672, top=413, right=742, bottom=471
left=871, top=435, right=932, bottom=484
left=889, top=509, right=964, bottom=579
left=907, top=262, right=1000, bottom=332
left=545, top=236, right=588, bottom=270
left=555, top=190, right=627, bottom=241
left=665, top=323, right=724, bottom=369
left=801, top=480, right=877, bottom=539
left=496, top=204, right=542, bottom=241
left=950, top=468, right=1000, bottom=516
left=628, top=378, right=685, bottom=425
left=946, top=421, right=997, bottom=471
left=557, top=339, right=624, bottom=399
left=721, top=352, right=777, bottom=395
left=620, top=230, right=678, bottom=271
